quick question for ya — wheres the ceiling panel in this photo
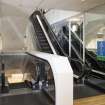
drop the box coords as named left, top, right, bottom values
left=1, top=0, right=105, bottom=14
left=40, top=0, right=105, bottom=11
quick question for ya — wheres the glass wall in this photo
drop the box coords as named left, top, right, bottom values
left=51, top=19, right=69, bottom=55
left=70, top=14, right=84, bottom=61
left=85, top=4, right=105, bottom=55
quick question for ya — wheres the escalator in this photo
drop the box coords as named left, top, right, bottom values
left=57, top=26, right=90, bottom=79
left=71, top=24, right=105, bottom=73
left=31, top=9, right=104, bottom=84
left=30, top=10, right=67, bottom=56
left=54, top=23, right=105, bottom=92
left=61, top=25, right=105, bottom=75
left=29, top=10, right=105, bottom=99
left=59, top=25, right=105, bottom=95
left=30, top=10, right=89, bottom=80
left=56, top=25, right=104, bottom=98
left=69, top=26, right=105, bottom=92
left=30, top=13, right=53, bottom=54
left=30, top=10, right=105, bottom=83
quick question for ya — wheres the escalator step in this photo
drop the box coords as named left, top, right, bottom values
left=38, top=36, right=46, bottom=39
left=37, top=34, right=46, bottom=38
left=42, top=46, right=50, bottom=48
left=38, top=39, right=48, bottom=43
left=40, top=43, right=49, bottom=47
left=42, top=49, right=52, bottom=53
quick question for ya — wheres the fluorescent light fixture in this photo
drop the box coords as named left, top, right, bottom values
left=97, top=32, right=104, bottom=35
left=81, top=0, right=86, bottom=2
left=70, top=18, right=80, bottom=22
left=8, top=74, right=24, bottom=83
left=72, top=25, right=78, bottom=32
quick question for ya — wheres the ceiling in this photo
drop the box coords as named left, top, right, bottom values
left=1, top=0, right=105, bottom=15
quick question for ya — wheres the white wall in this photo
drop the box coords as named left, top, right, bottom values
left=0, top=2, right=29, bottom=52
left=26, top=22, right=38, bottom=51
left=45, top=9, right=80, bottom=24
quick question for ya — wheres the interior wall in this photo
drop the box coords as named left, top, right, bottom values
left=26, top=22, right=38, bottom=51
left=45, top=9, right=80, bottom=24
left=1, top=2, right=29, bottom=52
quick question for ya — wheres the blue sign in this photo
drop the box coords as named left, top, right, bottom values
left=97, top=41, right=105, bottom=56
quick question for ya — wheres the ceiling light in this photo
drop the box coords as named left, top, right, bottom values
left=81, top=0, right=86, bottom=2
left=70, top=18, right=80, bottom=22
